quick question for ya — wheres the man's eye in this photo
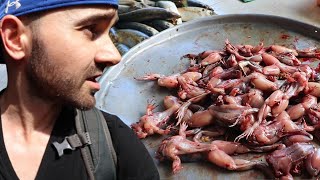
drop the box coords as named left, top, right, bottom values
left=83, top=25, right=98, bottom=39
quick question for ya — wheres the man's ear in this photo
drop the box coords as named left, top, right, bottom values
left=0, top=15, right=30, bottom=61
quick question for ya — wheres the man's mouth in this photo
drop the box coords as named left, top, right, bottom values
left=87, top=77, right=97, bottom=82
left=86, top=74, right=102, bottom=91
left=87, top=74, right=101, bottom=82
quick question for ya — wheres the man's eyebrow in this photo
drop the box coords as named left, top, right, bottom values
left=74, top=11, right=117, bottom=26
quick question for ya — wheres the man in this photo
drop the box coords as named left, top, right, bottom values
left=0, top=0, right=160, bottom=180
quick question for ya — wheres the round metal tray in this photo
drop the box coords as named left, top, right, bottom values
left=95, top=14, right=320, bottom=179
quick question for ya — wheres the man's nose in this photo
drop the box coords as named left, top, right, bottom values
left=95, top=38, right=122, bottom=66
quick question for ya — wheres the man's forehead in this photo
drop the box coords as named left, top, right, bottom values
left=36, top=6, right=118, bottom=27
left=63, top=6, right=117, bottom=22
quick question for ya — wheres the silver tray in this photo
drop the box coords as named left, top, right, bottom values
left=95, top=14, right=320, bottom=179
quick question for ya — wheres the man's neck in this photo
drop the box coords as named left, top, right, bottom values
left=0, top=86, right=63, bottom=180
left=0, top=87, right=61, bottom=139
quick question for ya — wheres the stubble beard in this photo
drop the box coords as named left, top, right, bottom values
left=26, top=36, right=96, bottom=110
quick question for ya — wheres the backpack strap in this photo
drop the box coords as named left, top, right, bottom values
left=75, top=108, right=117, bottom=180
left=51, top=108, right=117, bottom=180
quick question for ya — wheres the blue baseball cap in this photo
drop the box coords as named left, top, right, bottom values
left=0, top=0, right=118, bottom=19
left=0, top=0, right=118, bottom=63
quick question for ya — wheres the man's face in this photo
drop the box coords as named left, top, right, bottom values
left=26, top=6, right=121, bottom=109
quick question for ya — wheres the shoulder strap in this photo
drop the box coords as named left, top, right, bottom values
left=74, top=108, right=117, bottom=180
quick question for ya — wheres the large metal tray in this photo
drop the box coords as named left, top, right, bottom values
left=95, top=14, right=320, bottom=179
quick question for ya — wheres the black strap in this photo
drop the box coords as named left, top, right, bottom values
left=75, top=109, right=95, bottom=180
left=76, top=108, right=117, bottom=180
left=67, top=132, right=91, bottom=148
left=96, top=109, right=117, bottom=167
left=52, top=108, right=117, bottom=180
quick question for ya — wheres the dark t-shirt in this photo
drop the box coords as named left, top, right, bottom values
left=0, top=107, right=159, bottom=180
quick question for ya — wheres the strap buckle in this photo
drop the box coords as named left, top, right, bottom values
left=52, top=132, right=91, bottom=157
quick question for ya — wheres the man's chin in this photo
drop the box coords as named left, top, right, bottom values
left=78, top=99, right=96, bottom=110
left=64, top=94, right=96, bottom=110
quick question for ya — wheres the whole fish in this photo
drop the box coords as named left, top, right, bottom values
left=116, top=22, right=159, bottom=36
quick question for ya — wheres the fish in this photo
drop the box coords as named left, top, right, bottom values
left=116, top=29, right=150, bottom=48
left=143, top=19, right=174, bottom=31
left=118, top=5, right=141, bottom=14
left=116, top=22, right=159, bottom=36
left=149, top=0, right=187, bottom=7
left=115, top=43, right=130, bottom=55
left=109, top=27, right=118, bottom=42
left=119, top=7, right=181, bottom=22
left=119, top=0, right=136, bottom=6
left=155, top=1, right=182, bottom=24
left=187, top=0, right=214, bottom=11
left=177, top=6, right=216, bottom=22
